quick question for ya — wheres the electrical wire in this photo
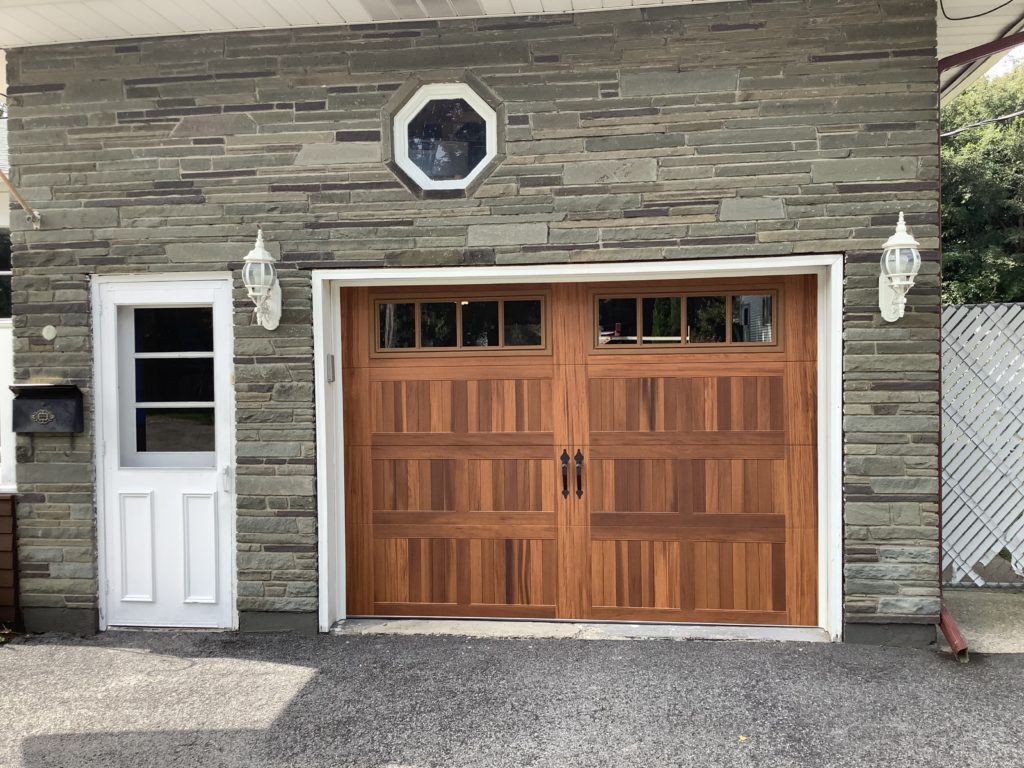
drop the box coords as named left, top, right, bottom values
left=940, top=0, right=1019, bottom=22
left=941, top=106, right=1024, bottom=136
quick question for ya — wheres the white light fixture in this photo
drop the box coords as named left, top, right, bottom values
left=879, top=212, right=921, bottom=323
left=242, top=227, right=281, bottom=331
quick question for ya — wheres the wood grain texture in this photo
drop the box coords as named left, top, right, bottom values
left=342, top=278, right=818, bottom=625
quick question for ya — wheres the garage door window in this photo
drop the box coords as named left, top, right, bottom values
left=376, top=297, right=545, bottom=352
left=595, top=291, right=776, bottom=349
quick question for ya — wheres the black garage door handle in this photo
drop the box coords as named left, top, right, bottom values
left=560, top=450, right=570, bottom=498
left=574, top=450, right=584, bottom=499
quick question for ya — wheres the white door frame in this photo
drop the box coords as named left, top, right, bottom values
left=93, top=272, right=237, bottom=631
left=312, top=255, right=845, bottom=640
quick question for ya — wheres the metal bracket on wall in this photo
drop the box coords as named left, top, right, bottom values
left=0, top=168, right=41, bottom=230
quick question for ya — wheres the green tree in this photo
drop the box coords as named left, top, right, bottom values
left=941, top=66, right=1024, bottom=304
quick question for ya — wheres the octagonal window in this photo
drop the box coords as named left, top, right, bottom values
left=407, top=99, right=487, bottom=182
left=393, top=83, right=499, bottom=192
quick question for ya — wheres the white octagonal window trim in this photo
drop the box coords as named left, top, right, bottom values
left=393, top=82, right=499, bottom=192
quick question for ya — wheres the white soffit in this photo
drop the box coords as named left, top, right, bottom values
left=938, top=0, right=1024, bottom=102
left=0, top=0, right=737, bottom=48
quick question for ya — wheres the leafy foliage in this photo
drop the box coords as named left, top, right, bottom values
left=941, top=67, right=1024, bottom=304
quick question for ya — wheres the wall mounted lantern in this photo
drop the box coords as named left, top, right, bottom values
left=242, top=227, right=281, bottom=331
left=879, top=212, right=921, bottom=323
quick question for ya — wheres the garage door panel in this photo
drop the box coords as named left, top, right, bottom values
left=466, top=379, right=553, bottom=434
left=588, top=376, right=786, bottom=433
left=372, top=380, right=454, bottom=434
left=373, top=536, right=556, bottom=612
left=372, top=458, right=456, bottom=513
left=588, top=442, right=786, bottom=460
left=373, top=537, right=457, bottom=605
left=689, top=541, right=786, bottom=613
left=589, top=431, right=785, bottom=447
left=590, top=523, right=786, bottom=543
left=587, top=457, right=784, bottom=516
left=468, top=458, right=554, bottom=512
left=371, top=378, right=553, bottom=435
left=589, top=607, right=790, bottom=624
left=591, top=539, right=682, bottom=610
left=371, top=435, right=555, bottom=450
left=469, top=538, right=557, bottom=607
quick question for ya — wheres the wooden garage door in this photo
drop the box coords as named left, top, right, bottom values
left=342, top=276, right=817, bottom=625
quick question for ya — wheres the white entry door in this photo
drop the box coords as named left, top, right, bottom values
left=96, top=278, right=235, bottom=629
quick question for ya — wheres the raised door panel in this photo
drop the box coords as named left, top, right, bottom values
left=118, top=492, right=155, bottom=603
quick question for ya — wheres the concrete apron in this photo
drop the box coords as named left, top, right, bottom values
left=938, top=589, right=1024, bottom=654
left=333, top=619, right=832, bottom=643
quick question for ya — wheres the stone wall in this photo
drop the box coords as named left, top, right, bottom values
left=6, top=0, right=941, bottom=635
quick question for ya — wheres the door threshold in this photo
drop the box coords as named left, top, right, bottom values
left=105, top=625, right=234, bottom=632
left=331, top=618, right=831, bottom=643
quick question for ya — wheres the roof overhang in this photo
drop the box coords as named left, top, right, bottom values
left=938, top=0, right=1024, bottom=102
left=0, top=0, right=737, bottom=48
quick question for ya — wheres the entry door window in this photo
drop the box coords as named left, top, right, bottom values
left=118, top=306, right=216, bottom=468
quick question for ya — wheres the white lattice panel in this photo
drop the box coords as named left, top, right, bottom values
left=942, top=303, right=1024, bottom=586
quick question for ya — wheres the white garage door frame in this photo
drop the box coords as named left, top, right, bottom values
left=312, top=254, right=844, bottom=640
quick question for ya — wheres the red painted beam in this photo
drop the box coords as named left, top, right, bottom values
left=940, top=29, right=1024, bottom=72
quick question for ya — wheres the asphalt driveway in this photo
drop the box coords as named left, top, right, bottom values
left=1, top=630, right=1020, bottom=767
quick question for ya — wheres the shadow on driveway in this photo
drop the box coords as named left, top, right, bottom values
left=2, top=630, right=1020, bottom=767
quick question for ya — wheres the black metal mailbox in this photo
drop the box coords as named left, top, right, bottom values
left=11, top=384, right=84, bottom=434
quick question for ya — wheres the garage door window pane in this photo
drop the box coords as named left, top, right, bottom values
left=598, top=298, right=637, bottom=345
left=732, top=295, right=773, bottom=343
left=462, top=301, right=499, bottom=347
left=642, top=297, right=681, bottom=345
left=421, top=302, right=457, bottom=348
left=379, top=303, right=416, bottom=349
left=504, top=300, right=542, bottom=346
left=687, top=296, right=726, bottom=344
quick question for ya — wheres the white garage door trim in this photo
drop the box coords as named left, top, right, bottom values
left=312, top=254, right=844, bottom=640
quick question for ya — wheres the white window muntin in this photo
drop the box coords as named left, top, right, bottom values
left=393, top=82, right=498, bottom=192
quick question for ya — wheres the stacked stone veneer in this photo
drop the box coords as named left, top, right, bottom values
left=7, top=0, right=941, bottom=634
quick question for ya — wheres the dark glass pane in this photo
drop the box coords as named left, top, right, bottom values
left=642, top=297, right=681, bottom=345
left=378, top=303, right=415, bottom=349
left=136, top=358, right=214, bottom=402
left=462, top=301, right=499, bottom=347
left=137, top=408, right=215, bottom=452
left=421, top=302, right=457, bottom=347
left=0, top=230, right=11, bottom=271
left=732, top=295, right=774, bottom=343
left=686, top=296, right=726, bottom=344
left=0, top=275, right=10, bottom=320
left=504, top=300, right=542, bottom=346
left=597, top=298, right=637, bottom=345
left=407, top=99, right=488, bottom=181
left=134, top=308, right=213, bottom=353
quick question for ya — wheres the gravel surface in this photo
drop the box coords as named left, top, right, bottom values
left=1, top=630, right=1020, bottom=767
